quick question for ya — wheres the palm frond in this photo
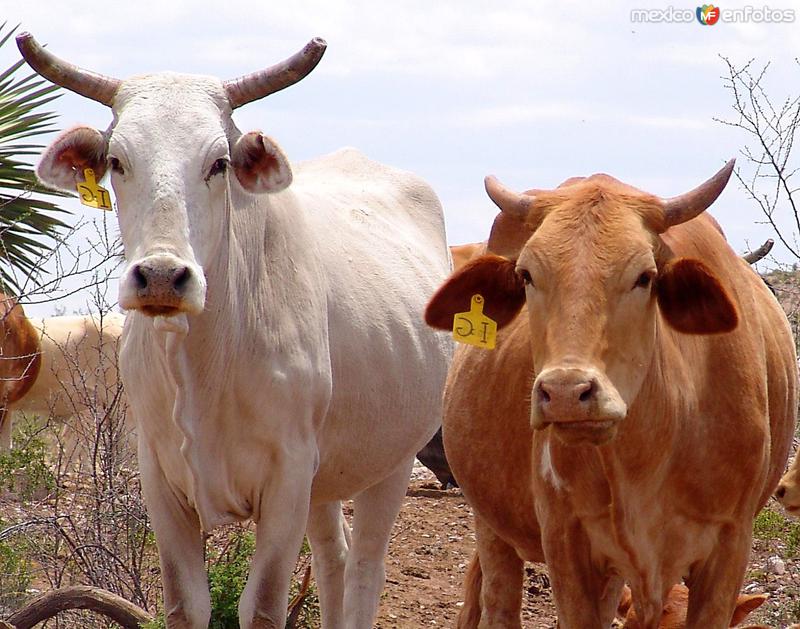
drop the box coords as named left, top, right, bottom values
left=0, top=23, right=71, bottom=295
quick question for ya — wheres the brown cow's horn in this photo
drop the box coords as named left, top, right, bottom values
left=661, top=159, right=735, bottom=229
left=224, top=38, right=327, bottom=109
left=485, top=175, right=536, bottom=221
left=16, top=32, right=120, bottom=106
left=743, top=238, right=774, bottom=264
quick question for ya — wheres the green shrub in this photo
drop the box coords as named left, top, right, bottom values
left=753, top=505, right=785, bottom=540
left=0, top=423, right=54, bottom=500
left=143, top=531, right=320, bottom=628
left=0, top=520, right=33, bottom=611
left=754, top=504, right=800, bottom=559
left=208, top=530, right=256, bottom=629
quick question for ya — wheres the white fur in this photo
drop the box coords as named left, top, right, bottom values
left=539, top=437, right=564, bottom=491
left=39, top=72, right=452, bottom=628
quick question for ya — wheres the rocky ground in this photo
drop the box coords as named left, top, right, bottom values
left=371, top=463, right=800, bottom=629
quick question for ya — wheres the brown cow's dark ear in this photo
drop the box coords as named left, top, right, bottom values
left=656, top=258, right=738, bottom=334
left=425, top=254, right=526, bottom=331
left=37, top=126, right=107, bottom=191
left=232, top=131, right=292, bottom=193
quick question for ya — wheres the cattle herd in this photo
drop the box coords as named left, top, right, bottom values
left=0, top=31, right=797, bottom=629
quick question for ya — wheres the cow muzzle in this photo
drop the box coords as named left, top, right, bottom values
left=531, top=366, right=627, bottom=445
left=119, top=254, right=206, bottom=317
left=775, top=471, right=800, bottom=516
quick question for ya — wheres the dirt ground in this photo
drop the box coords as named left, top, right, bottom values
left=372, top=463, right=799, bottom=629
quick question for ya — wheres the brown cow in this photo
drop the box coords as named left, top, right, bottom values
left=450, top=242, right=485, bottom=271
left=425, top=161, right=797, bottom=628
left=775, top=455, right=800, bottom=516
left=0, top=295, right=41, bottom=448
left=415, top=242, right=485, bottom=488
left=617, top=584, right=767, bottom=628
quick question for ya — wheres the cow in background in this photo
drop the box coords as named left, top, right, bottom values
left=22, top=32, right=451, bottom=629
left=617, top=584, right=767, bottom=628
left=415, top=242, right=484, bottom=489
left=776, top=455, right=800, bottom=516
left=425, top=161, right=796, bottom=628
left=8, top=313, right=130, bottom=462
left=0, top=295, right=41, bottom=449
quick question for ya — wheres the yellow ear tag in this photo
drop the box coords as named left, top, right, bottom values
left=77, top=168, right=113, bottom=210
left=452, top=294, right=497, bottom=350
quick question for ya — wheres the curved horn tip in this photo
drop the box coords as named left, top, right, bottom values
left=15, top=31, right=37, bottom=54
left=661, top=157, right=738, bottom=229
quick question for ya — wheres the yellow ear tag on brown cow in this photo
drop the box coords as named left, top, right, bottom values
left=77, top=168, right=113, bottom=211
left=452, top=294, right=497, bottom=350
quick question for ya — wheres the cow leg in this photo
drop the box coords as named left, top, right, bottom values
left=541, top=518, right=609, bottom=629
left=685, top=526, right=751, bottom=629
left=457, top=551, right=483, bottom=629
left=0, top=408, right=11, bottom=449
left=239, top=463, right=314, bottom=629
left=344, top=457, right=414, bottom=629
left=307, top=500, right=350, bottom=628
left=139, top=445, right=209, bottom=629
left=473, top=514, right=524, bottom=629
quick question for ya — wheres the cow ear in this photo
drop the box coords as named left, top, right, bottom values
left=37, top=126, right=107, bottom=192
left=232, top=131, right=292, bottom=193
left=425, top=254, right=526, bottom=331
left=656, top=258, right=738, bottom=334
left=730, top=593, right=767, bottom=626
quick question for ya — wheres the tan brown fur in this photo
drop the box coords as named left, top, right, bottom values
left=449, top=242, right=485, bottom=272
left=0, top=295, right=41, bottom=446
left=427, top=172, right=797, bottom=629
left=618, top=584, right=767, bottom=628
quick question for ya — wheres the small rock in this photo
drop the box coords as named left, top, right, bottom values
left=402, top=566, right=431, bottom=579
left=767, top=555, right=786, bottom=575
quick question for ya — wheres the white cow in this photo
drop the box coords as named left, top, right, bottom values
left=1, top=313, right=126, bottom=450
left=22, top=33, right=451, bottom=628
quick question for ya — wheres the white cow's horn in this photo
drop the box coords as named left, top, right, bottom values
left=224, top=38, right=327, bottom=109
left=485, top=175, right=537, bottom=221
left=16, top=32, right=121, bottom=107
left=661, top=159, right=735, bottom=229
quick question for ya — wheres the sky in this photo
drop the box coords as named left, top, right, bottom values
left=2, top=0, right=799, bottom=316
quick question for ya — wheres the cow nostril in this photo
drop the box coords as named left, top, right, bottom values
left=173, top=267, right=191, bottom=291
left=578, top=381, right=595, bottom=403
left=776, top=485, right=787, bottom=499
left=132, top=264, right=148, bottom=290
left=538, top=385, right=551, bottom=404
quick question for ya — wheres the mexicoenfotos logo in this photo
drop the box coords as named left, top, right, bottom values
left=631, top=4, right=796, bottom=23
left=696, top=4, right=721, bottom=24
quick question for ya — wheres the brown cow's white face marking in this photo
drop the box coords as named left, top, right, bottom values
left=516, top=191, right=660, bottom=446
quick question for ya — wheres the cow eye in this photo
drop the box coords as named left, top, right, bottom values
left=517, top=268, right=533, bottom=286
left=207, top=158, right=228, bottom=180
left=634, top=271, right=653, bottom=290
left=109, top=157, right=124, bottom=175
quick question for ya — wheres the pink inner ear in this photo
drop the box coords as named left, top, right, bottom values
left=39, top=126, right=107, bottom=191
left=232, top=132, right=290, bottom=192
left=57, top=145, right=96, bottom=172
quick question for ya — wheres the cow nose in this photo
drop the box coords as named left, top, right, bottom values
left=536, top=377, right=597, bottom=412
left=775, top=485, right=787, bottom=500
left=132, top=261, right=193, bottom=296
